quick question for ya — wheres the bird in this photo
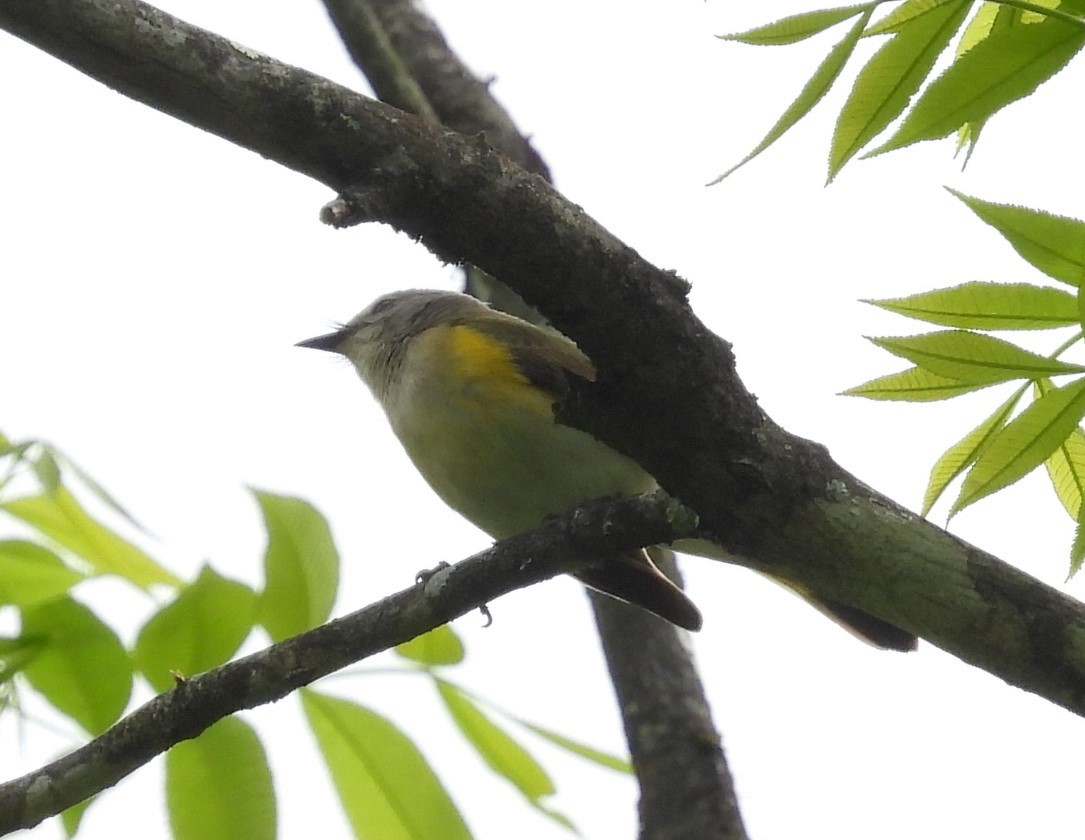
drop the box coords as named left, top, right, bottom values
left=298, top=289, right=916, bottom=650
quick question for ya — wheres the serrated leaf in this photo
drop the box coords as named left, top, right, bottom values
left=844, top=365, right=995, bottom=400
left=135, top=566, right=256, bottom=692
left=951, top=191, right=1085, bottom=286
left=871, top=330, right=1085, bottom=383
left=875, top=16, right=1085, bottom=153
left=436, top=679, right=573, bottom=832
left=302, top=689, right=471, bottom=840
left=19, top=596, right=132, bottom=734
left=711, top=6, right=875, bottom=182
left=954, top=376, right=1085, bottom=512
left=0, top=487, right=179, bottom=589
left=922, top=386, right=1026, bottom=514
left=719, top=4, right=870, bottom=45
left=831, top=0, right=970, bottom=176
left=870, top=281, right=1079, bottom=329
left=394, top=625, right=465, bottom=666
left=167, top=717, right=276, bottom=840
left=1071, top=506, right=1085, bottom=577
left=254, top=490, right=339, bottom=642
left=1036, top=378, right=1085, bottom=520
left=866, top=0, right=957, bottom=35
left=0, top=540, right=86, bottom=607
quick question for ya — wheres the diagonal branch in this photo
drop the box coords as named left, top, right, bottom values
left=0, top=493, right=694, bottom=835
left=3, top=0, right=1085, bottom=717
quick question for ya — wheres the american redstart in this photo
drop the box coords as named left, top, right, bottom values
left=298, top=290, right=915, bottom=651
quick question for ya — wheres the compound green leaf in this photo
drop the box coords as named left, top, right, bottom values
left=875, top=16, right=1085, bottom=152
left=830, top=0, right=970, bottom=177
left=719, top=4, right=870, bottom=45
left=922, top=386, right=1026, bottom=514
left=254, top=490, right=339, bottom=642
left=394, top=625, right=465, bottom=666
left=135, top=566, right=256, bottom=692
left=303, top=690, right=471, bottom=840
left=0, top=540, right=86, bottom=607
left=436, top=679, right=573, bottom=831
left=712, top=6, right=874, bottom=182
left=951, top=191, right=1085, bottom=286
left=869, top=281, right=1079, bottom=329
left=20, top=596, right=132, bottom=734
left=954, top=376, right=1085, bottom=512
left=843, top=365, right=994, bottom=401
left=1036, top=378, right=1085, bottom=521
left=167, top=717, right=276, bottom=840
left=0, top=487, right=178, bottom=589
left=871, top=330, right=1085, bottom=383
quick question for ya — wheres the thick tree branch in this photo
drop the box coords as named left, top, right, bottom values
left=0, top=494, right=694, bottom=835
left=4, top=0, right=1085, bottom=716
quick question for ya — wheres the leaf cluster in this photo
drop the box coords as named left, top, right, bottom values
left=842, top=194, right=1085, bottom=571
left=0, top=438, right=626, bottom=839
left=716, top=0, right=1085, bottom=182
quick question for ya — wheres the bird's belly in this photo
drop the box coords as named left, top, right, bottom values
left=391, top=384, right=653, bottom=539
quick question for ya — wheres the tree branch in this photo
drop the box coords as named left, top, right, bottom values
left=4, top=0, right=1085, bottom=717
left=0, top=493, right=693, bottom=835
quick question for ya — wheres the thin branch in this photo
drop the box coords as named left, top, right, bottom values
left=4, top=0, right=1085, bottom=716
left=323, top=0, right=550, bottom=178
left=0, top=493, right=694, bottom=835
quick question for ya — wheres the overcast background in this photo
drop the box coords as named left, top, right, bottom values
left=3, top=1, right=1085, bottom=838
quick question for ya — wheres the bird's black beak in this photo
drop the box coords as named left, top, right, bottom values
left=296, top=331, right=344, bottom=353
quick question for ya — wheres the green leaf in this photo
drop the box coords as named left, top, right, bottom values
left=866, top=0, right=960, bottom=35
left=395, top=625, right=465, bottom=666
left=254, top=490, right=339, bottom=642
left=922, top=386, right=1027, bottom=514
left=719, top=4, right=870, bottom=45
left=1036, top=378, right=1085, bottom=520
left=31, top=450, right=61, bottom=496
left=438, top=679, right=632, bottom=774
left=870, top=330, right=1085, bottom=383
left=302, top=689, right=471, bottom=840
left=875, top=16, right=1085, bottom=152
left=0, top=487, right=179, bottom=589
left=844, top=366, right=995, bottom=401
left=61, top=797, right=94, bottom=838
left=50, top=447, right=148, bottom=534
left=435, top=679, right=573, bottom=831
left=0, top=634, right=46, bottom=683
left=0, top=540, right=86, bottom=607
left=830, top=0, right=970, bottom=177
left=134, top=566, right=257, bottom=692
left=508, top=720, right=632, bottom=774
left=711, top=6, right=875, bottom=182
left=166, top=717, right=276, bottom=840
left=1072, top=503, right=1085, bottom=577
left=951, top=191, right=1085, bottom=286
left=954, top=376, right=1085, bottom=512
left=869, top=281, right=1079, bottom=329
left=19, top=596, right=132, bottom=734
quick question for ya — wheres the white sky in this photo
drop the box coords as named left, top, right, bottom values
left=3, top=1, right=1085, bottom=838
